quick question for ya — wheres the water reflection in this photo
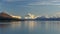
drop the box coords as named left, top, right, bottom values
left=25, top=21, right=37, bottom=32
left=0, top=23, right=11, bottom=34
left=45, top=21, right=60, bottom=32
left=11, top=21, right=21, bottom=29
left=0, top=21, right=60, bottom=34
left=0, top=24, right=10, bottom=28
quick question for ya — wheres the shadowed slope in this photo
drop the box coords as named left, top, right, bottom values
left=0, top=12, right=20, bottom=21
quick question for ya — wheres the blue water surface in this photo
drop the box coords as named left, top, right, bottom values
left=0, top=21, right=60, bottom=34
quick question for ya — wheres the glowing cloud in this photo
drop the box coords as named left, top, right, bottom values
left=25, top=13, right=36, bottom=19
left=11, top=15, right=21, bottom=19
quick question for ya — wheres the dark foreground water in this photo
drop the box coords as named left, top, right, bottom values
left=0, top=21, right=60, bottom=34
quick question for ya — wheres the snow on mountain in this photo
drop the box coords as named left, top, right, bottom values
left=35, top=15, right=60, bottom=19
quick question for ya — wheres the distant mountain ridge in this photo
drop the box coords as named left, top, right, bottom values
left=35, top=16, right=60, bottom=21
left=0, top=12, right=20, bottom=21
left=0, top=12, right=60, bottom=21
left=0, top=12, right=12, bottom=18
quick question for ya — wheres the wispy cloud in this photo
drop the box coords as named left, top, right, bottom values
left=3, top=0, right=60, bottom=5
left=37, top=12, right=60, bottom=18
left=2, top=0, right=26, bottom=2
left=55, top=12, right=60, bottom=15
left=52, top=0, right=60, bottom=2
left=52, top=12, right=60, bottom=17
left=28, top=1, right=52, bottom=5
left=28, top=1, right=60, bottom=5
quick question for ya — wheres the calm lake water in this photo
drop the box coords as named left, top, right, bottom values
left=0, top=21, right=60, bottom=34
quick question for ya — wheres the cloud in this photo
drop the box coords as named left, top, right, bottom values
left=55, top=12, right=60, bottom=15
left=2, top=0, right=60, bottom=5
left=26, top=0, right=60, bottom=5
left=51, top=0, right=60, bottom=2
left=52, top=12, right=60, bottom=17
left=36, top=12, right=60, bottom=18
left=3, top=0, right=42, bottom=1
left=52, top=1, right=60, bottom=2
left=2, top=0, right=27, bottom=2
left=28, top=1, right=60, bottom=5
left=28, top=1, right=52, bottom=5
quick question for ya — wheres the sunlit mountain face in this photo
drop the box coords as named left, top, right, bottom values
left=0, top=12, right=21, bottom=19
left=0, top=12, right=12, bottom=18
left=11, top=15, right=21, bottom=19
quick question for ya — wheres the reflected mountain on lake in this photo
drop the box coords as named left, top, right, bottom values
left=0, top=21, right=60, bottom=34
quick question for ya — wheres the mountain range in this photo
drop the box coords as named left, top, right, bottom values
left=35, top=16, right=60, bottom=21
left=0, top=12, right=20, bottom=21
left=0, top=12, right=60, bottom=21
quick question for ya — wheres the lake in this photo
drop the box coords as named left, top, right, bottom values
left=0, top=21, right=60, bottom=34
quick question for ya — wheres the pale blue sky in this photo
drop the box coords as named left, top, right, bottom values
left=0, top=0, right=60, bottom=17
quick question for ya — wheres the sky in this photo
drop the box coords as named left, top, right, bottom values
left=0, top=0, right=60, bottom=17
